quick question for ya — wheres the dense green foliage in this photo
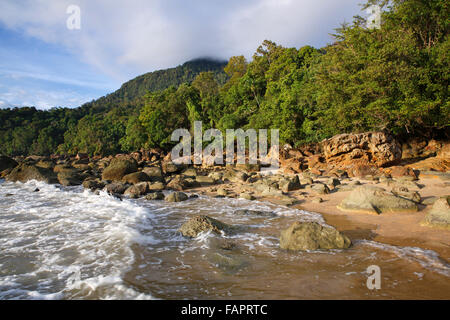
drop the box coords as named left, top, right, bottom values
left=1, top=0, right=448, bottom=156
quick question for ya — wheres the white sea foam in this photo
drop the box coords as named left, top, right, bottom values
left=0, top=180, right=154, bottom=299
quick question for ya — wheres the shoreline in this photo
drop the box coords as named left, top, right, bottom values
left=191, top=177, right=450, bottom=261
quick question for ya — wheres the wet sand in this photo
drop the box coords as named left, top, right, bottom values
left=194, top=177, right=450, bottom=261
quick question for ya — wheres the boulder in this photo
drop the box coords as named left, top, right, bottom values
left=148, top=181, right=165, bottom=191
left=124, top=182, right=149, bottom=197
left=165, top=191, right=189, bottom=202
left=179, top=215, right=230, bottom=238
left=216, top=187, right=229, bottom=196
left=6, top=164, right=57, bottom=184
left=223, top=169, right=248, bottom=183
left=82, top=179, right=105, bottom=191
left=280, top=221, right=351, bottom=251
left=338, top=185, right=418, bottom=214
left=239, top=193, right=255, bottom=201
left=145, top=192, right=165, bottom=201
left=162, top=161, right=182, bottom=174
left=121, top=172, right=151, bottom=184
left=0, top=155, right=18, bottom=172
left=279, top=176, right=301, bottom=192
left=104, top=182, right=129, bottom=195
left=102, top=157, right=138, bottom=181
left=195, top=175, right=216, bottom=186
left=423, top=196, right=450, bottom=228
left=57, top=168, right=83, bottom=186
left=182, top=168, right=198, bottom=177
left=166, top=175, right=193, bottom=191
left=142, top=166, right=164, bottom=182
left=311, top=183, right=330, bottom=195
left=322, top=131, right=401, bottom=167
left=35, top=159, right=55, bottom=170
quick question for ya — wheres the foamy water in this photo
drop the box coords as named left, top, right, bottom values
left=0, top=179, right=449, bottom=299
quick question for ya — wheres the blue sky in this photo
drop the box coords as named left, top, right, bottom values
left=0, top=0, right=364, bottom=110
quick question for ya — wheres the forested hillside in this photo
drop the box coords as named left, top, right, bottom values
left=1, top=0, right=448, bottom=157
left=0, top=58, right=227, bottom=156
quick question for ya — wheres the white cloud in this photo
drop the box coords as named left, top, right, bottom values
left=0, top=0, right=362, bottom=81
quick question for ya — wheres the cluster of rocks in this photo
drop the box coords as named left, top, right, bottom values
left=0, top=130, right=448, bottom=239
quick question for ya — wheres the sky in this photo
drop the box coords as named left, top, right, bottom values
left=0, top=0, right=364, bottom=110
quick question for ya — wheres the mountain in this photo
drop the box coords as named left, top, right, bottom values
left=80, top=58, right=228, bottom=113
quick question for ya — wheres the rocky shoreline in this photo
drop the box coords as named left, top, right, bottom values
left=1, top=131, right=449, bottom=258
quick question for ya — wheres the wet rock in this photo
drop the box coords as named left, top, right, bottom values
left=208, top=252, right=248, bottom=274
left=35, top=159, right=54, bottom=170
left=216, top=188, right=229, bottom=196
left=239, top=193, right=255, bottom=201
left=224, top=169, right=248, bottom=183
left=6, top=164, right=57, bottom=184
left=195, top=175, right=216, bottom=186
left=338, top=185, right=418, bottom=214
left=166, top=175, right=194, bottom=191
left=145, top=192, right=165, bottom=200
left=182, top=168, right=197, bottom=177
left=208, top=171, right=224, bottom=181
left=233, top=209, right=276, bottom=217
left=142, top=166, right=164, bottom=182
left=273, top=195, right=297, bottom=206
left=165, top=191, right=189, bottom=202
left=179, top=215, right=230, bottom=238
left=280, top=221, right=351, bottom=251
left=104, top=182, right=128, bottom=195
left=251, top=181, right=283, bottom=197
left=0, top=155, right=18, bottom=172
left=124, top=182, right=149, bottom=197
left=122, top=172, right=150, bottom=184
left=102, top=157, right=138, bottom=181
left=162, top=161, right=182, bottom=174
left=82, top=179, right=105, bottom=191
left=423, top=196, right=450, bottom=228
left=57, top=169, right=83, bottom=186
left=148, top=181, right=165, bottom=191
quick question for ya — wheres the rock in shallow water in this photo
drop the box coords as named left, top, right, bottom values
left=6, top=164, right=57, bottom=184
left=165, top=191, right=188, bottom=202
left=145, top=192, right=164, bottom=200
left=179, top=215, right=230, bottom=238
left=280, top=221, right=351, bottom=251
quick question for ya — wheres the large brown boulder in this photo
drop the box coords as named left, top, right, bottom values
left=0, top=155, right=18, bottom=172
left=6, top=163, right=57, bottom=184
left=280, top=221, right=351, bottom=251
left=338, top=185, right=418, bottom=214
left=102, top=156, right=138, bottom=181
left=323, top=131, right=401, bottom=167
left=179, top=215, right=230, bottom=238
